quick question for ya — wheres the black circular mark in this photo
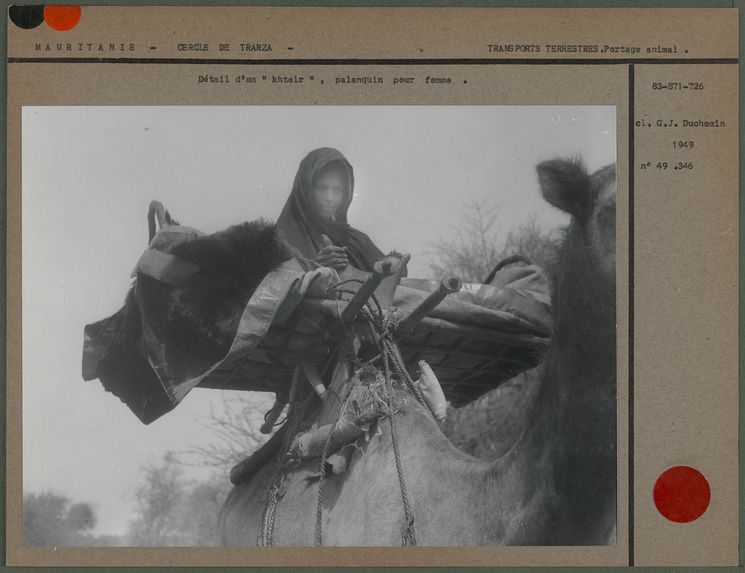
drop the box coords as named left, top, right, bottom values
left=9, top=5, right=45, bottom=29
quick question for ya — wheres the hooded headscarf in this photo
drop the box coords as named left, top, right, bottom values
left=276, top=148, right=384, bottom=272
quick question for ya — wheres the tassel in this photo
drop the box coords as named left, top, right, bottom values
left=400, top=514, right=417, bottom=546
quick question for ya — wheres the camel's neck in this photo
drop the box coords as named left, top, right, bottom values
left=547, top=223, right=616, bottom=401
left=519, top=223, right=617, bottom=542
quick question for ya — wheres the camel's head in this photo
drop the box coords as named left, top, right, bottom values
left=537, top=159, right=616, bottom=281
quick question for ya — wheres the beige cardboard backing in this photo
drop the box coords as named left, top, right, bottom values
left=5, top=6, right=738, bottom=568
left=6, top=7, right=739, bottom=59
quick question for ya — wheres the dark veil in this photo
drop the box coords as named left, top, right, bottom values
left=276, top=148, right=384, bottom=272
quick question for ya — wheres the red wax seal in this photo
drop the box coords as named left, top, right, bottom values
left=44, top=5, right=81, bottom=31
left=653, top=465, right=711, bottom=523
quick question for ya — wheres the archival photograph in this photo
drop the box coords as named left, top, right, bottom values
left=22, top=105, right=616, bottom=547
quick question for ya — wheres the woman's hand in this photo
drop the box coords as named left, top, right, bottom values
left=316, top=234, right=348, bottom=271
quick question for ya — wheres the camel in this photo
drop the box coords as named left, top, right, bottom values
left=217, top=158, right=617, bottom=546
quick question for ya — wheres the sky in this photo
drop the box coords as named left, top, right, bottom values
left=21, top=105, right=615, bottom=537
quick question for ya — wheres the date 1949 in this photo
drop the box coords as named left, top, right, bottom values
left=651, top=82, right=704, bottom=91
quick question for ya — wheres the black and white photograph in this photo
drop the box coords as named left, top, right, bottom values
left=22, top=105, right=616, bottom=547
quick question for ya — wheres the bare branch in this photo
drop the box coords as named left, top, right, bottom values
left=172, top=392, right=274, bottom=476
left=430, top=198, right=558, bottom=283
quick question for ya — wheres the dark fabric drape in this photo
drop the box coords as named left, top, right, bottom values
left=82, top=221, right=297, bottom=424
left=276, top=147, right=384, bottom=272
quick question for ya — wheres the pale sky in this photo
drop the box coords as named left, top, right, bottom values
left=21, top=106, right=615, bottom=536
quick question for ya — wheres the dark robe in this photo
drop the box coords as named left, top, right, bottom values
left=276, top=148, right=384, bottom=272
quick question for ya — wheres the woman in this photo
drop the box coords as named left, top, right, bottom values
left=276, top=148, right=384, bottom=272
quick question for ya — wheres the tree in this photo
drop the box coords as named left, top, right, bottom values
left=122, top=391, right=274, bottom=547
left=430, top=197, right=559, bottom=283
left=24, top=491, right=97, bottom=547
left=181, top=480, right=227, bottom=546
left=430, top=200, right=561, bottom=459
left=127, top=453, right=186, bottom=546
left=430, top=198, right=506, bottom=283
left=66, top=502, right=97, bottom=531
left=499, top=215, right=561, bottom=277
left=176, top=391, right=273, bottom=478
left=126, top=453, right=230, bottom=546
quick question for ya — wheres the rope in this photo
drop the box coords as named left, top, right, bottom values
left=257, top=470, right=285, bottom=547
left=314, top=381, right=355, bottom=546
left=385, top=337, right=435, bottom=419
left=256, top=373, right=316, bottom=547
left=258, top=274, right=361, bottom=547
left=260, top=309, right=303, bottom=430
left=360, top=303, right=435, bottom=420
left=261, top=276, right=431, bottom=546
left=361, top=295, right=439, bottom=546
left=280, top=374, right=300, bottom=459
left=381, top=346, right=417, bottom=546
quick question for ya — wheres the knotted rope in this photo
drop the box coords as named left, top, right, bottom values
left=338, top=292, right=434, bottom=545
left=262, top=277, right=437, bottom=547
left=314, top=380, right=355, bottom=546
left=257, top=371, right=312, bottom=547
left=257, top=470, right=285, bottom=547
left=319, top=287, right=437, bottom=546
left=360, top=304, right=434, bottom=419
left=380, top=338, right=417, bottom=546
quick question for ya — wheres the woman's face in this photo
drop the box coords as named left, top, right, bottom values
left=310, top=167, right=346, bottom=221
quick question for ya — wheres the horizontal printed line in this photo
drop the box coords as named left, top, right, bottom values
left=6, top=57, right=740, bottom=65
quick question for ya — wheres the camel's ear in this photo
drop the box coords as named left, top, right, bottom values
left=537, top=159, right=591, bottom=221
